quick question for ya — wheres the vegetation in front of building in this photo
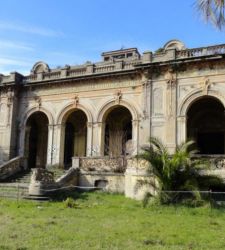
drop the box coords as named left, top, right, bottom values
left=137, top=137, right=225, bottom=206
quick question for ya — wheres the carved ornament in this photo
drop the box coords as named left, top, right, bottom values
left=114, top=90, right=122, bottom=104
left=73, top=95, right=79, bottom=107
left=199, top=77, right=212, bottom=95
left=165, top=69, right=176, bottom=87
left=34, top=96, right=42, bottom=109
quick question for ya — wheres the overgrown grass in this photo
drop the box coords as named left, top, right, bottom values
left=0, top=191, right=225, bottom=249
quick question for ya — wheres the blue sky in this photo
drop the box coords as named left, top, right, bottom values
left=1, top=0, right=225, bottom=75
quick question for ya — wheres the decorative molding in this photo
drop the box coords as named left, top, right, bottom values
left=199, top=77, right=212, bottom=95
left=34, top=96, right=42, bottom=110
left=153, top=88, right=163, bottom=116
left=165, top=69, right=177, bottom=88
left=73, top=95, right=79, bottom=107
left=87, top=122, right=93, bottom=128
left=114, top=89, right=122, bottom=104
left=7, top=91, right=14, bottom=107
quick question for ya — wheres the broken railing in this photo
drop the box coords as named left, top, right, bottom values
left=72, top=156, right=128, bottom=173
left=0, top=156, right=24, bottom=181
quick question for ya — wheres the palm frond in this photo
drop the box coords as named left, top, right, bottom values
left=137, top=136, right=225, bottom=205
left=196, top=0, right=225, bottom=29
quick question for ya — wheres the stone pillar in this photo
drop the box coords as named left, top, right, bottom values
left=51, top=123, right=65, bottom=167
left=125, top=158, right=153, bottom=200
left=20, top=126, right=30, bottom=169
left=177, top=116, right=186, bottom=145
left=132, top=119, right=139, bottom=155
left=164, top=70, right=177, bottom=153
left=86, top=122, right=93, bottom=156
left=138, top=78, right=151, bottom=149
left=46, top=125, right=54, bottom=166
left=92, top=122, right=105, bottom=156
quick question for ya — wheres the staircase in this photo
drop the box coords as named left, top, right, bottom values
left=0, top=167, right=66, bottom=200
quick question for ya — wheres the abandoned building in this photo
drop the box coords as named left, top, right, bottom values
left=1, top=39, right=225, bottom=199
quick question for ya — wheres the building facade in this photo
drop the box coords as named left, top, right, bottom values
left=1, top=40, right=225, bottom=198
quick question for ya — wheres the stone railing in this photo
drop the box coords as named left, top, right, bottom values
left=68, top=67, right=87, bottom=77
left=18, top=60, right=140, bottom=84
left=193, top=155, right=225, bottom=180
left=176, top=44, right=225, bottom=59
left=193, top=155, right=225, bottom=169
left=94, top=64, right=115, bottom=73
left=2, top=43, right=225, bottom=85
left=43, top=71, right=61, bottom=80
left=73, top=156, right=127, bottom=173
left=28, top=167, right=79, bottom=196
left=0, top=156, right=24, bottom=181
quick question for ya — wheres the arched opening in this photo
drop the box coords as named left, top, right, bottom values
left=63, top=110, right=87, bottom=167
left=187, top=97, right=225, bottom=154
left=104, top=106, right=132, bottom=156
left=25, top=111, right=49, bottom=168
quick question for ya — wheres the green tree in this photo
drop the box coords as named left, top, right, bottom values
left=197, top=0, right=225, bottom=29
left=137, top=137, right=224, bottom=205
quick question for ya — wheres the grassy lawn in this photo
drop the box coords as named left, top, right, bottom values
left=0, top=192, right=225, bottom=250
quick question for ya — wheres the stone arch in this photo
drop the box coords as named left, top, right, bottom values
left=24, top=111, right=50, bottom=168
left=163, top=39, right=186, bottom=51
left=56, top=102, right=93, bottom=125
left=97, top=99, right=138, bottom=123
left=56, top=102, right=93, bottom=168
left=187, top=96, right=225, bottom=154
left=97, top=99, right=139, bottom=156
left=178, top=89, right=225, bottom=117
left=21, top=106, right=54, bottom=128
left=31, top=61, right=50, bottom=74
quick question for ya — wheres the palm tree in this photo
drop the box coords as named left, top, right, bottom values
left=197, top=0, right=225, bottom=29
left=137, top=137, right=224, bottom=205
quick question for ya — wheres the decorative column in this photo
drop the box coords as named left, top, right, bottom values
left=177, top=116, right=187, bottom=145
left=86, top=122, right=93, bottom=156
left=51, top=123, right=65, bottom=167
left=132, top=119, right=139, bottom=155
left=21, top=126, right=30, bottom=169
left=164, top=68, right=177, bottom=153
left=46, top=124, right=54, bottom=166
left=139, top=70, right=151, bottom=146
left=92, top=122, right=105, bottom=156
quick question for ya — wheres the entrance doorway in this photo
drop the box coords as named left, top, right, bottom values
left=104, top=106, right=132, bottom=156
left=187, top=97, right=225, bottom=154
left=63, top=110, right=87, bottom=167
left=25, top=112, right=49, bottom=168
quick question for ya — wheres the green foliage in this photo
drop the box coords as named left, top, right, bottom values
left=155, top=47, right=164, bottom=54
left=137, top=137, right=224, bottom=205
left=63, top=197, right=79, bottom=208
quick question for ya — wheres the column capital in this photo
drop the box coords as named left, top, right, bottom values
left=48, top=124, right=54, bottom=130
left=95, top=122, right=105, bottom=128
left=55, top=123, right=65, bottom=129
left=87, top=122, right=93, bottom=128
left=177, top=116, right=186, bottom=122
left=132, top=119, right=139, bottom=126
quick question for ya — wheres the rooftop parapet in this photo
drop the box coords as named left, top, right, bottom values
left=0, top=72, right=23, bottom=85
left=101, top=48, right=140, bottom=62
left=1, top=40, right=225, bottom=85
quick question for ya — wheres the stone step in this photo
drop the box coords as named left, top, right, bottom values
left=0, top=167, right=66, bottom=200
left=23, top=195, right=50, bottom=201
left=0, top=182, right=29, bottom=199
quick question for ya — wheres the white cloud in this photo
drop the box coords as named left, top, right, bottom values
left=0, top=40, right=34, bottom=51
left=0, top=20, right=63, bottom=37
left=0, top=57, right=32, bottom=75
left=0, top=58, right=31, bottom=67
